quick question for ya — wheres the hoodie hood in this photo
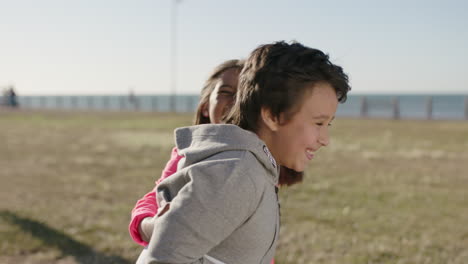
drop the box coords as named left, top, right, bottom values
left=174, top=124, right=279, bottom=185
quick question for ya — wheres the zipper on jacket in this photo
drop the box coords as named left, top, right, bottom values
left=260, top=186, right=281, bottom=263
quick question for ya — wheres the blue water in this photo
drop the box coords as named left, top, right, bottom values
left=13, top=95, right=200, bottom=113
left=336, top=94, right=468, bottom=120
left=5, top=94, right=468, bottom=120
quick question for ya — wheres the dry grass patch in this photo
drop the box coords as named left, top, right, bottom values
left=1, top=111, right=467, bottom=263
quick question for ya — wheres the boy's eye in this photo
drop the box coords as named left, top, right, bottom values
left=316, top=122, right=333, bottom=127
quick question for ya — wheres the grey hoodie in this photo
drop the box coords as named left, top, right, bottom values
left=136, top=124, right=280, bottom=264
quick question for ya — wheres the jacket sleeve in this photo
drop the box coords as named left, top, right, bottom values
left=129, top=147, right=183, bottom=246
left=141, top=160, right=259, bottom=264
left=157, top=147, right=183, bottom=183
left=129, top=189, right=157, bottom=246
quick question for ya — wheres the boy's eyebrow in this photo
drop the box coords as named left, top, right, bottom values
left=313, top=114, right=335, bottom=121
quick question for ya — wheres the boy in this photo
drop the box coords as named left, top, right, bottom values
left=137, top=41, right=350, bottom=264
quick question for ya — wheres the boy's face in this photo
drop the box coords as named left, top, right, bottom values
left=266, top=82, right=338, bottom=172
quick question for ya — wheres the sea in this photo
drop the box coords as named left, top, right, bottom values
left=7, top=94, right=468, bottom=120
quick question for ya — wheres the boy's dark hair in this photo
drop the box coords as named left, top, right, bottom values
left=226, top=41, right=350, bottom=132
left=226, top=41, right=351, bottom=186
left=194, top=59, right=244, bottom=125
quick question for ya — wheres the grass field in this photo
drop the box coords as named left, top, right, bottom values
left=1, top=110, right=467, bottom=264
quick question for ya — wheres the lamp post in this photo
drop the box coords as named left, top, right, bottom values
left=170, top=0, right=182, bottom=112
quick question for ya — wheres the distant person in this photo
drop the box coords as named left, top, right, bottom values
left=8, top=87, right=18, bottom=108
left=128, top=89, right=138, bottom=110
left=135, top=41, right=350, bottom=264
left=1, top=86, right=19, bottom=108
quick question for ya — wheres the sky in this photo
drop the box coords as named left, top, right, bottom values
left=0, top=0, right=467, bottom=95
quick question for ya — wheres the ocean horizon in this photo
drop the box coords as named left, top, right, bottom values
left=5, top=94, right=468, bottom=120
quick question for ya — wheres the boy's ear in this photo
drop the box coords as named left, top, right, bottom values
left=201, top=103, right=209, bottom=117
left=260, top=107, right=279, bottom=131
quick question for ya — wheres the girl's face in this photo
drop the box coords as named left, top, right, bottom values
left=203, top=68, right=240, bottom=124
left=261, top=82, right=338, bottom=172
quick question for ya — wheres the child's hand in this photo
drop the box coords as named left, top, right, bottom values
left=139, top=217, right=155, bottom=242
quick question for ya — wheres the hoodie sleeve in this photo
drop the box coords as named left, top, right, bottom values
left=129, top=147, right=184, bottom=246
left=141, top=159, right=259, bottom=264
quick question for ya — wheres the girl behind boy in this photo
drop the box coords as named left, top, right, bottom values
left=129, top=59, right=243, bottom=245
